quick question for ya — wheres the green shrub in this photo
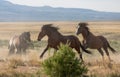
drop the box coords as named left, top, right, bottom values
left=42, top=44, right=88, bottom=77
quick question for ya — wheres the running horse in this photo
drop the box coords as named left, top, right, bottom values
left=8, top=32, right=32, bottom=55
left=76, top=22, right=116, bottom=61
left=37, top=24, right=92, bottom=61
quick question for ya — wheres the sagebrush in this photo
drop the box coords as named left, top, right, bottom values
left=42, top=44, right=88, bottom=77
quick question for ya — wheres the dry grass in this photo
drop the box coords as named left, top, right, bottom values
left=0, top=21, right=120, bottom=77
left=87, top=60, right=120, bottom=77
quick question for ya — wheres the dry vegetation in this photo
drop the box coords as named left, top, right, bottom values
left=0, top=21, right=120, bottom=77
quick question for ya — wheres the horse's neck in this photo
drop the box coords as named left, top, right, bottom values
left=47, top=31, right=63, bottom=40
left=82, top=31, right=95, bottom=40
left=81, top=30, right=89, bottom=40
left=19, top=36, right=25, bottom=43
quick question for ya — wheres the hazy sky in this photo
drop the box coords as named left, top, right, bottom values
left=7, top=0, right=120, bottom=12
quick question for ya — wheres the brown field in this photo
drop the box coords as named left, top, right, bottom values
left=0, top=21, right=120, bottom=77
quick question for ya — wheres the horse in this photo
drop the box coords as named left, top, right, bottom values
left=76, top=22, right=116, bottom=62
left=37, top=24, right=92, bottom=62
left=8, top=32, right=32, bottom=55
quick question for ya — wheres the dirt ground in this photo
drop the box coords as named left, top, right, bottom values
left=0, top=21, right=120, bottom=76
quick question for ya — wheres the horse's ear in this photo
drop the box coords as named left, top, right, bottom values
left=27, top=32, right=30, bottom=34
left=78, top=23, right=81, bottom=26
left=42, top=24, right=53, bottom=30
left=85, top=23, right=88, bottom=26
left=82, top=22, right=88, bottom=26
left=85, top=26, right=89, bottom=31
left=43, top=24, right=53, bottom=26
left=56, top=26, right=59, bottom=30
left=26, top=32, right=30, bottom=36
left=78, top=22, right=88, bottom=27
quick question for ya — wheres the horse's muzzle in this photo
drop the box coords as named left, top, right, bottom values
left=37, top=39, right=41, bottom=41
left=76, top=32, right=79, bottom=35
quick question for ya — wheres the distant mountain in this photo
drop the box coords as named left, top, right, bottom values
left=0, top=0, right=120, bottom=21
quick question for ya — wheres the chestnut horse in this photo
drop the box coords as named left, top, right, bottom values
left=37, top=24, right=92, bottom=61
left=76, top=22, right=116, bottom=61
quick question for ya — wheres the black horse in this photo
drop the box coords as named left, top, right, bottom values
left=37, top=24, right=92, bottom=61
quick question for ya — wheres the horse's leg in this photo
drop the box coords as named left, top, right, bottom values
left=103, top=47, right=112, bottom=62
left=82, top=40, right=88, bottom=49
left=75, top=47, right=84, bottom=62
left=97, top=48, right=104, bottom=61
left=82, top=40, right=85, bottom=45
left=22, top=48, right=27, bottom=55
left=40, top=45, right=49, bottom=58
left=83, top=44, right=88, bottom=49
left=80, top=52, right=84, bottom=62
left=9, top=48, right=15, bottom=55
left=8, top=45, right=15, bottom=55
left=16, top=47, right=21, bottom=55
left=82, top=40, right=86, bottom=48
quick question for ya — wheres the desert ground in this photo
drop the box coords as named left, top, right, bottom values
left=0, top=21, right=120, bottom=77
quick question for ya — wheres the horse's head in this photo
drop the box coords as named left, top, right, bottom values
left=37, top=24, right=59, bottom=41
left=76, top=22, right=89, bottom=35
left=21, top=32, right=31, bottom=42
left=37, top=24, right=51, bottom=41
left=37, top=28, right=46, bottom=41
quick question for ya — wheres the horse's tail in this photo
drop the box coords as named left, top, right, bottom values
left=107, top=42, right=116, bottom=53
left=80, top=43, right=92, bottom=54
left=8, top=43, right=14, bottom=50
left=99, top=36, right=116, bottom=53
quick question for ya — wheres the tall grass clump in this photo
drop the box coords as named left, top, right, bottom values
left=42, top=44, right=88, bottom=77
left=0, top=40, right=9, bottom=47
left=107, top=73, right=120, bottom=77
left=0, top=71, right=41, bottom=77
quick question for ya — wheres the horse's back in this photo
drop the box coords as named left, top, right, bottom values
left=88, top=35, right=107, bottom=49
left=65, top=35, right=80, bottom=48
left=65, top=35, right=79, bottom=42
left=97, top=36, right=107, bottom=41
left=83, top=34, right=103, bottom=49
left=97, top=35, right=108, bottom=46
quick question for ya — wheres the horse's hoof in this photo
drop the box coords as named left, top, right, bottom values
left=78, top=58, right=84, bottom=63
left=40, top=56, right=43, bottom=59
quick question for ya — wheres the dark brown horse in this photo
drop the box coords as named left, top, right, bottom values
left=76, top=22, right=116, bottom=61
left=37, top=24, right=92, bottom=61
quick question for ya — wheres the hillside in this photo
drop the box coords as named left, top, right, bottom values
left=0, top=0, right=120, bottom=21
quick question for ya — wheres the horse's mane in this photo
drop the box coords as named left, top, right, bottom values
left=78, top=22, right=90, bottom=31
left=21, top=32, right=30, bottom=37
left=42, top=24, right=59, bottom=32
left=20, top=32, right=30, bottom=42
